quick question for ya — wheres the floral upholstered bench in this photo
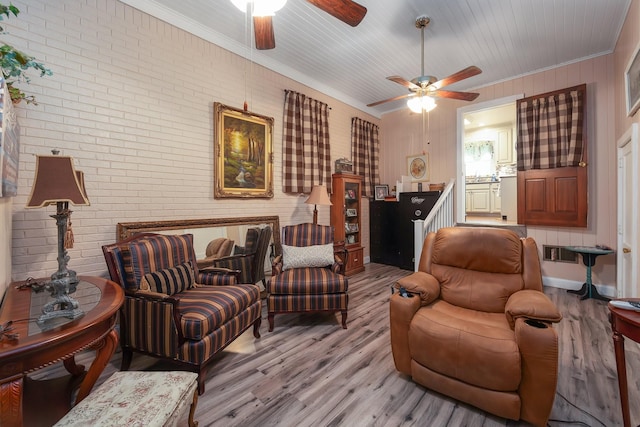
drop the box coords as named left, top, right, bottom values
left=54, top=371, right=199, bottom=427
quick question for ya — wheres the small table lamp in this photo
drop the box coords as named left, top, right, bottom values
left=26, top=150, right=90, bottom=323
left=305, top=185, right=332, bottom=224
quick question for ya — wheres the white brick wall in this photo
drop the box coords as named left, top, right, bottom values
left=6, top=0, right=378, bottom=282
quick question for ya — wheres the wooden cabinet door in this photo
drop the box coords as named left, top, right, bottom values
left=517, top=166, right=587, bottom=227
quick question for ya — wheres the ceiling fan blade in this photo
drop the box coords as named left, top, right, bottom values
left=430, top=90, right=480, bottom=101
left=430, top=66, right=482, bottom=90
left=254, top=16, right=275, bottom=50
left=306, top=0, right=367, bottom=27
left=387, top=76, right=420, bottom=90
left=367, top=93, right=413, bottom=108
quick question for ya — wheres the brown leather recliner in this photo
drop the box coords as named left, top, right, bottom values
left=390, top=227, right=562, bottom=427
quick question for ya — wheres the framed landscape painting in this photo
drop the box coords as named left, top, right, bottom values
left=214, top=102, right=273, bottom=198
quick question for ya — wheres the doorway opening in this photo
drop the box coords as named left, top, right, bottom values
left=456, top=95, right=522, bottom=226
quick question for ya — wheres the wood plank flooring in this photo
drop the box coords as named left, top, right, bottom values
left=33, top=263, right=639, bottom=426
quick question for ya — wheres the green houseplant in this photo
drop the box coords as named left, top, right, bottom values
left=0, top=3, right=51, bottom=105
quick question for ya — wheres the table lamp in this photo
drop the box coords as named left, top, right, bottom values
left=305, top=185, right=332, bottom=224
left=25, top=150, right=90, bottom=323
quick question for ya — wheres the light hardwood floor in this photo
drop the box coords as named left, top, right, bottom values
left=35, top=263, right=639, bottom=426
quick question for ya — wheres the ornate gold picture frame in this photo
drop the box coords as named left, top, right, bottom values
left=214, top=102, right=274, bottom=198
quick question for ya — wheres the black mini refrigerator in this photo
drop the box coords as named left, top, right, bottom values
left=398, top=191, right=441, bottom=270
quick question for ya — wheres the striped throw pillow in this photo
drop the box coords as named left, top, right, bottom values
left=139, top=262, right=195, bottom=295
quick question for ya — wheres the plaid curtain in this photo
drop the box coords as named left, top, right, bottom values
left=517, top=86, right=585, bottom=171
left=351, top=117, right=380, bottom=197
left=282, top=90, right=331, bottom=193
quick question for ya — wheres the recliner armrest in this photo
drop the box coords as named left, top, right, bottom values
left=505, top=289, right=562, bottom=329
left=394, top=271, right=441, bottom=306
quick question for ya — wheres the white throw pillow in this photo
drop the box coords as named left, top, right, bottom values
left=282, top=243, right=334, bottom=270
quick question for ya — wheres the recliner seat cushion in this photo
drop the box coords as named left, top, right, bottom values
left=409, top=300, right=521, bottom=392
left=269, top=267, right=348, bottom=295
left=177, top=284, right=260, bottom=340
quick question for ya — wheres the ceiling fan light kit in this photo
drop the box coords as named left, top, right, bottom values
left=407, top=95, right=436, bottom=113
left=231, top=0, right=287, bottom=16
left=367, top=15, right=482, bottom=111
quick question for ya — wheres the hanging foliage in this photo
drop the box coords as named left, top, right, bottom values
left=0, top=3, right=52, bottom=105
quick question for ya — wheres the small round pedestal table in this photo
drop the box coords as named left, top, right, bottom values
left=566, top=246, right=614, bottom=301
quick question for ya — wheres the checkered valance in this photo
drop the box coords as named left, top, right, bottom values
left=516, top=85, right=585, bottom=171
left=351, top=117, right=380, bottom=197
left=282, top=90, right=331, bottom=194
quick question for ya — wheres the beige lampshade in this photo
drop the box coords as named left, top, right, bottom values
left=305, top=185, right=332, bottom=206
left=26, top=155, right=90, bottom=208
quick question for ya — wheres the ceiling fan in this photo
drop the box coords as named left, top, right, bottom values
left=233, top=0, right=367, bottom=50
left=367, top=16, right=482, bottom=111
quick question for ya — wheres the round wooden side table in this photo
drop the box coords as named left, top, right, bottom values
left=0, top=276, right=124, bottom=426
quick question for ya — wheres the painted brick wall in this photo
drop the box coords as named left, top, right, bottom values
left=6, top=0, right=377, bottom=281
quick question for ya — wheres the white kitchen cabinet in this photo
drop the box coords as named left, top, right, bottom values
left=496, top=128, right=514, bottom=165
left=466, top=182, right=502, bottom=213
left=491, top=184, right=501, bottom=213
left=466, top=183, right=491, bottom=213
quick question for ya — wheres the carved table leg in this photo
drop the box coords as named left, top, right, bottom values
left=612, top=330, right=631, bottom=427
left=74, top=329, right=119, bottom=405
left=63, top=356, right=85, bottom=377
left=0, top=374, right=23, bottom=427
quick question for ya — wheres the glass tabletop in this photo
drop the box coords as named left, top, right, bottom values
left=28, top=280, right=102, bottom=335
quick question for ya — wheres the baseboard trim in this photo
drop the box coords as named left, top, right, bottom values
left=543, top=276, right=617, bottom=298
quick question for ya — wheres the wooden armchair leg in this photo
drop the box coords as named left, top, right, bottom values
left=341, top=311, right=348, bottom=329
left=120, top=348, right=133, bottom=371
left=268, top=313, right=275, bottom=332
left=253, top=317, right=261, bottom=338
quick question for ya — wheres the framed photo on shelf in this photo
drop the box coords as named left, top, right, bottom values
left=374, top=184, right=389, bottom=201
left=407, top=153, right=430, bottom=182
left=625, top=40, right=640, bottom=117
left=348, top=223, right=359, bottom=232
left=346, top=235, right=355, bottom=244
left=213, top=102, right=274, bottom=198
left=346, top=189, right=356, bottom=199
left=346, top=208, right=357, bottom=217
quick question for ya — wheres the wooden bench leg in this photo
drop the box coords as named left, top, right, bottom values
left=341, top=311, right=348, bottom=329
left=188, top=388, right=199, bottom=427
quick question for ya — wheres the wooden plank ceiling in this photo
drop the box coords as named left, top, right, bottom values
left=121, top=0, right=631, bottom=116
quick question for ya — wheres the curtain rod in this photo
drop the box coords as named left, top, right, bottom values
left=284, top=89, right=332, bottom=110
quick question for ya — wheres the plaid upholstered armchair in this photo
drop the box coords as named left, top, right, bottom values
left=267, top=223, right=348, bottom=331
left=102, top=233, right=262, bottom=395
left=212, top=226, right=272, bottom=287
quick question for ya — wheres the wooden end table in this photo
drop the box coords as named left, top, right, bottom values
left=608, top=300, right=640, bottom=427
left=0, top=276, right=123, bottom=426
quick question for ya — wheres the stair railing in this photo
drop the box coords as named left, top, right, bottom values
left=413, top=178, right=456, bottom=271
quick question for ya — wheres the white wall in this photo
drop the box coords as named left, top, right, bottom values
left=3, top=0, right=376, bottom=283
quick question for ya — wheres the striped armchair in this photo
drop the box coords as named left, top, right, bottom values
left=102, top=233, right=262, bottom=395
left=267, top=223, right=348, bottom=331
